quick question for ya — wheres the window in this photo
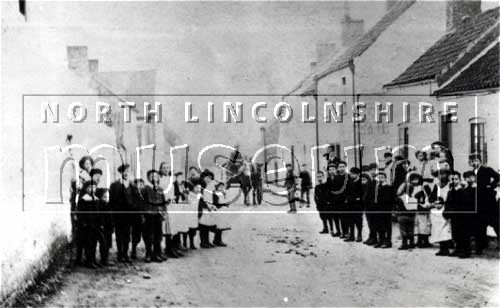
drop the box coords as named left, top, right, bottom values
left=469, top=117, right=487, bottom=163
left=341, top=77, right=346, bottom=85
left=439, top=113, right=453, bottom=152
left=398, top=124, right=409, bottom=158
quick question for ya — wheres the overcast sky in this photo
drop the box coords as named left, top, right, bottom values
left=28, top=1, right=390, bottom=94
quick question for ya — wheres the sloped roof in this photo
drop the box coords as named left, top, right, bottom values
left=386, top=7, right=499, bottom=87
left=436, top=23, right=499, bottom=86
left=316, top=0, right=415, bottom=80
left=287, top=0, right=415, bottom=96
left=434, top=42, right=499, bottom=95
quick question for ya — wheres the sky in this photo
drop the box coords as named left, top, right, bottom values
left=9, top=0, right=498, bottom=157
left=26, top=1, right=389, bottom=94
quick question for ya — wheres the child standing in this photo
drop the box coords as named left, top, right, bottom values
left=213, top=183, right=231, bottom=246
left=174, top=172, right=187, bottom=203
left=430, top=170, right=453, bottom=255
left=97, top=188, right=113, bottom=266
left=315, top=171, right=332, bottom=234
left=186, top=184, right=202, bottom=249
left=396, top=173, right=425, bottom=250
left=143, top=170, right=168, bottom=262
left=78, top=181, right=106, bottom=268
left=374, top=172, right=394, bottom=248
left=199, top=170, right=217, bottom=248
left=345, top=167, right=363, bottom=242
left=131, top=179, right=146, bottom=260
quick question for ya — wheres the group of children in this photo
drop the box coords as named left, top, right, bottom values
left=311, top=144, right=499, bottom=259
left=70, top=156, right=232, bottom=268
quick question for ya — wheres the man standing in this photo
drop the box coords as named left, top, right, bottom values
left=333, top=161, right=349, bottom=238
left=345, top=167, right=363, bottom=242
left=110, top=163, right=134, bottom=263
left=315, top=171, right=331, bottom=234
left=285, top=163, right=297, bottom=213
left=469, top=154, right=499, bottom=253
left=251, top=163, right=263, bottom=205
left=299, top=164, right=312, bottom=208
left=326, top=164, right=341, bottom=237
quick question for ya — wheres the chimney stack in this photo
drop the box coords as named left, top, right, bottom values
left=446, top=0, right=481, bottom=32
left=88, top=59, right=98, bottom=74
left=67, top=46, right=89, bottom=75
left=341, top=14, right=364, bottom=47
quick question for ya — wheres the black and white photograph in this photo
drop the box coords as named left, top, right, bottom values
left=1, top=0, right=499, bottom=307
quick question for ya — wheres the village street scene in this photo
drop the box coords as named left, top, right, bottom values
left=1, top=0, right=499, bottom=307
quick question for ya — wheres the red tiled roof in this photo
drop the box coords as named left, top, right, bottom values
left=434, top=42, right=499, bottom=95
left=385, top=7, right=499, bottom=87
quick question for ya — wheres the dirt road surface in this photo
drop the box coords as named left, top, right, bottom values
left=44, top=191, right=499, bottom=307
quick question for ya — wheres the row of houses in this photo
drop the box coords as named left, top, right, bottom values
left=279, top=0, right=499, bottom=173
left=1, top=3, right=181, bottom=303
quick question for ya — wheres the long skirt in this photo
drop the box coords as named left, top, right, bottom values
left=415, top=212, right=431, bottom=235
left=199, top=209, right=216, bottom=227
left=186, top=200, right=199, bottom=230
left=213, top=208, right=231, bottom=231
left=162, top=210, right=171, bottom=235
left=169, top=203, right=190, bottom=234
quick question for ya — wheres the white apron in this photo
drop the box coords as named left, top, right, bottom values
left=213, top=192, right=231, bottom=231
left=430, top=208, right=452, bottom=243
left=187, top=192, right=201, bottom=229
left=430, top=185, right=452, bottom=243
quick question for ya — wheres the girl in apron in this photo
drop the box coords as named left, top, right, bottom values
left=213, top=183, right=231, bottom=246
left=199, top=170, right=217, bottom=248
left=430, top=170, right=453, bottom=255
left=159, top=162, right=183, bottom=258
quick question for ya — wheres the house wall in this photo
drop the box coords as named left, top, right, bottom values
left=355, top=0, right=447, bottom=93
left=0, top=4, right=131, bottom=303
left=314, top=0, right=449, bottom=169
left=383, top=83, right=499, bottom=173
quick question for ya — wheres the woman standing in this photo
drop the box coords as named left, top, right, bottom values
left=158, top=162, right=183, bottom=258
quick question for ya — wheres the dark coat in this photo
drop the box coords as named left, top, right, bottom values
left=109, top=181, right=134, bottom=212
left=375, top=184, right=394, bottom=212
left=475, top=166, right=499, bottom=216
left=314, top=182, right=328, bottom=212
left=77, top=194, right=101, bottom=228
left=345, top=179, right=363, bottom=212
left=328, top=174, right=348, bottom=208
left=299, top=170, right=312, bottom=189
left=143, top=185, right=167, bottom=215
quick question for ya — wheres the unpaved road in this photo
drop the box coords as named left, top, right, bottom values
left=44, top=192, right=499, bottom=307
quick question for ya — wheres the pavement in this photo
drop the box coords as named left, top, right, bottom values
left=44, top=190, right=499, bottom=307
